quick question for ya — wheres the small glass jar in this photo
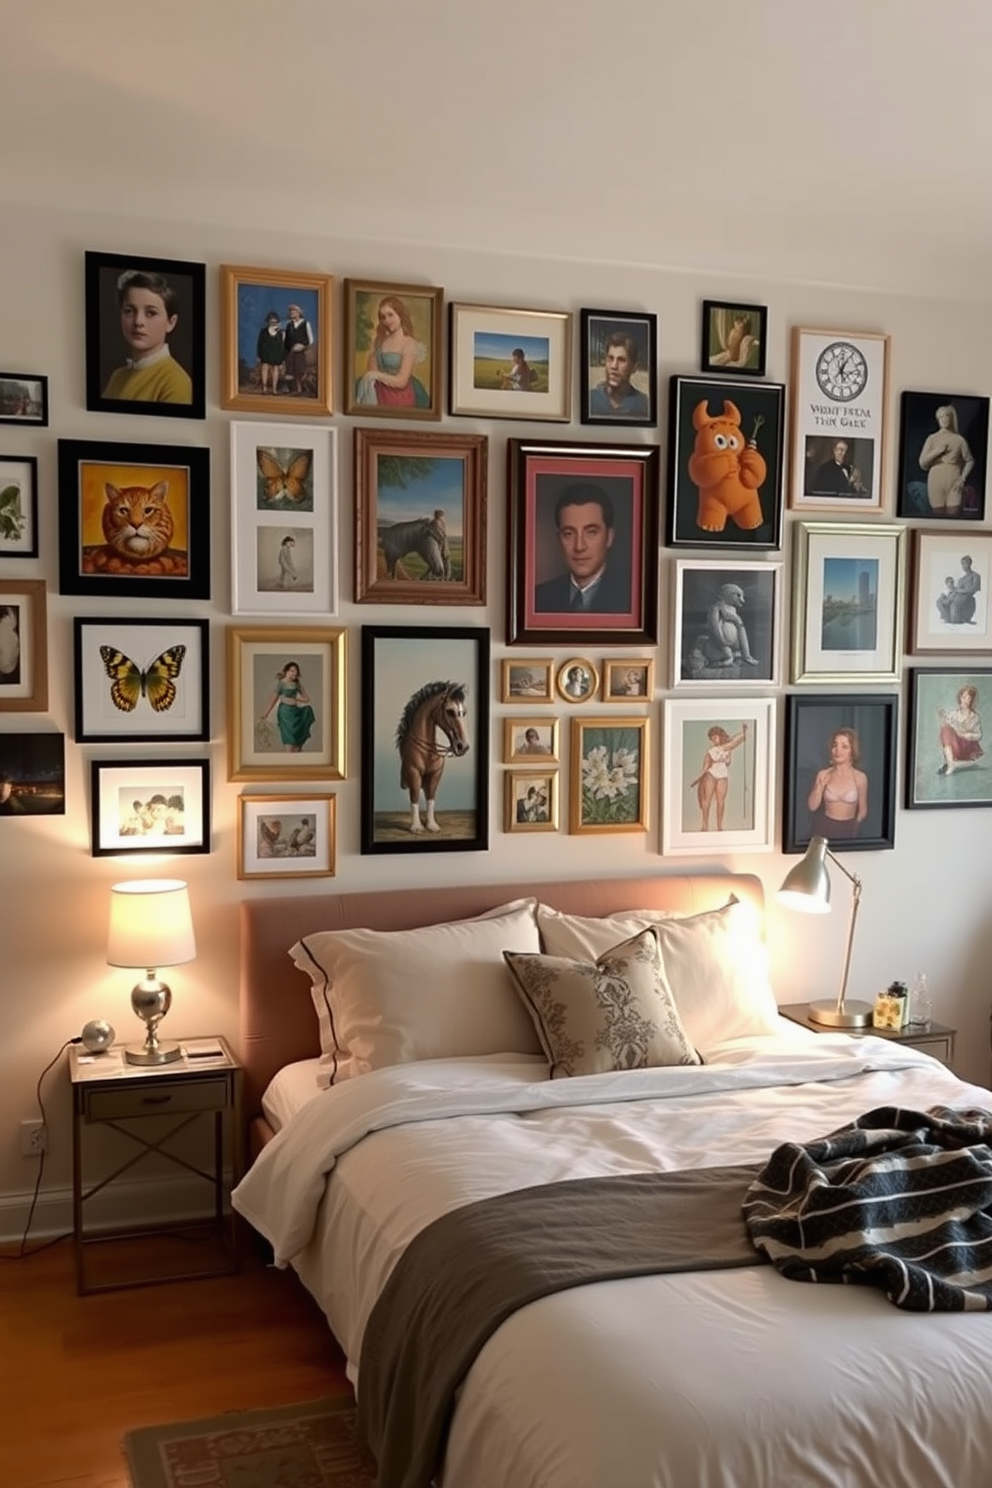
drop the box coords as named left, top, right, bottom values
left=908, top=973, right=933, bottom=1031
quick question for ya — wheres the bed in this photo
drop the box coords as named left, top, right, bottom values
left=232, top=872, right=992, bottom=1488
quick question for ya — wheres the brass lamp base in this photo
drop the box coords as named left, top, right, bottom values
left=807, top=998, right=873, bottom=1030
left=124, top=1039, right=182, bottom=1066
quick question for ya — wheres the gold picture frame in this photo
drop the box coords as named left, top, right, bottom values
left=504, top=770, right=559, bottom=833
left=569, top=716, right=649, bottom=834
left=227, top=625, right=347, bottom=781
left=500, top=658, right=554, bottom=703
left=220, top=264, right=334, bottom=416
left=237, top=792, right=337, bottom=879
left=0, top=578, right=47, bottom=712
left=556, top=656, right=599, bottom=703
left=602, top=657, right=654, bottom=702
left=343, top=278, right=443, bottom=419
left=502, top=716, right=559, bottom=764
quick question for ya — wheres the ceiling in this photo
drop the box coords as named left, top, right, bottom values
left=3, top=0, right=992, bottom=300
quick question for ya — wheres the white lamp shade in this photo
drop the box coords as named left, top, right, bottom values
left=776, top=837, right=832, bottom=915
left=107, top=879, right=196, bottom=969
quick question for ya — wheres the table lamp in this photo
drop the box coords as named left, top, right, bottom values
left=776, top=837, right=872, bottom=1029
left=107, top=879, right=196, bottom=1065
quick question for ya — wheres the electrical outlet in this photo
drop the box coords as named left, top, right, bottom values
left=20, top=1119, right=46, bottom=1157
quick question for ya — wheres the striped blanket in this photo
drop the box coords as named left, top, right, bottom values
left=744, top=1105, right=992, bottom=1311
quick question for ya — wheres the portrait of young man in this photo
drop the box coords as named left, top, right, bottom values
left=581, top=310, right=656, bottom=426
left=533, top=479, right=633, bottom=616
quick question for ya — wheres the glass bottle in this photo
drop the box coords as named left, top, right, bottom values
left=908, top=973, right=932, bottom=1030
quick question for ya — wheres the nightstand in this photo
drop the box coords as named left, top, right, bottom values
left=69, top=1036, right=243, bottom=1296
left=778, top=1004, right=957, bottom=1072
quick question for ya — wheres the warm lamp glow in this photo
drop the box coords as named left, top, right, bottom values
left=107, top=879, right=196, bottom=1064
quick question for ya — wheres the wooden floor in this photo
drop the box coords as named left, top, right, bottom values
left=0, top=1233, right=352, bottom=1488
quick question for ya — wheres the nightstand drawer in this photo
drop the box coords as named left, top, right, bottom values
left=83, top=1076, right=230, bottom=1122
left=906, top=1035, right=954, bottom=1066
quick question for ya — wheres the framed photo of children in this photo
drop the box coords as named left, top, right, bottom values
left=504, top=770, right=559, bottom=834
left=343, top=279, right=443, bottom=420
left=791, top=522, right=905, bottom=684
left=570, top=717, right=649, bottom=835
left=661, top=697, right=775, bottom=855
left=0, top=579, right=48, bottom=712
left=73, top=616, right=209, bottom=744
left=57, top=440, right=210, bottom=600
left=906, top=667, right=992, bottom=809
left=0, top=732, right=65, bottom=815
left=672, top=559, right=783, bottom=689
left=227, top=625, right=347, bottom=782
left=0, top=374, right=48, bottom=427
left=507, top=438, right=660, bottom=646
left=700, top=300, right=767, bottom=377
left=220, top=264, right=334, bottom=416
left=789, top=327, right=889, bottom=513
left=90, top=759, right=210, bottom=857
left=237, top=793, right=337, bottom=879
left=449, top=303, right=572, bottom=421
left=579, top=309, right=657, bottom=427
left=666, top=376, right=785, bottom=550
left=0, top=455, right=39, bottom=558
left=896, top=390, right=989, bottom=521
left=84, top=251, right=205, bottom=419
left=230, top=422, right=338, bottom=616
left=783, top=693, right=898, bottom=855
left=354, top=428, right=487, bottom=605
left=361, top=624, right=490, bottom=855
left=908, top=529, right=992, bottom=655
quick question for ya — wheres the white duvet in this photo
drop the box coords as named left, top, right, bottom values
left=233, top=1035, right=992, bottom=1488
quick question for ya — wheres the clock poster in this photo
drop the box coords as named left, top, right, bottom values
left=789, top=327, right=890, bottom=513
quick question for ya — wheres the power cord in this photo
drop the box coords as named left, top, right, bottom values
left=0, top=1037, right=80, bottom=1259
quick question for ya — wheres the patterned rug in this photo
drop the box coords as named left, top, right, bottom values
left=124, top=1395, right=377, bottom=1487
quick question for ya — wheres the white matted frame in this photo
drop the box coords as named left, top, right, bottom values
left=237, top=792, right=336, bottom=878
left=789, top=327, right=889, bottom=512
left=449, top=303, right=572, bottom=421
left=230, top=421, right=337, bottom=616
left=908, top=528, right=992, bottom=655
left=90, top=758, right=210, bottom=857
left=662, top=696, right=776, bottom=855
left=792, top=521, right=905, bottom=684
left=73, top=615, right=207, bottom=743
left=672, top=558, right=782, bottom=689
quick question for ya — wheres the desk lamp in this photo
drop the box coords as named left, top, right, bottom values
left=777, top=837, right=872, bottom=1029
left=107, top=879, right=196, bottom=1065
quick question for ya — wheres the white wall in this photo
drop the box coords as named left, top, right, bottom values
left=2, top=1, right=992, bottom=1228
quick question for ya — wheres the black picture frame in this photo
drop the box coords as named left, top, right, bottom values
left=507, top=437, right=660, bottom=646
left=360, top=624, right=490, bottom=855
left=84, top=250, right=206, bottom=419
left=783, top=693, right=898, bottom=855
left=57, top=439, right=211, bottom=600
left=0, top=373, right=48, bottom=427
left=672, top=558, right=783, bottom=687
left=667, top=376, right=785, bottom=550
left=896, top=390, right=989, bottom=521
left=0, top=731, right=65, bottom=815
left=906, top=667, right=992, bottom=809
left=73, top=616, right=210, bottom=744
left=579, top=308, right=657, bottom=427
left=0, top=455, right=39, bottom=558
left=90, top=758, right=211, bottom=856
left=700, top=300, right=768, bottom=377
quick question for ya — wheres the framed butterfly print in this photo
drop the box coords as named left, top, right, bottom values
left=73, top=617, right=209, bottom=743
left=57, top=439, right=211, bottom=600
left=90, top=759, right=210, bottom=857
left=230, top=421, right=338, bottom=615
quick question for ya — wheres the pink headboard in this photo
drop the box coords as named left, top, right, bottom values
left=238, top=871, right=764, bottom=1119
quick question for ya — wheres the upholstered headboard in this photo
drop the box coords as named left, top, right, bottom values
left=238, top=871, right=764, bottom=1120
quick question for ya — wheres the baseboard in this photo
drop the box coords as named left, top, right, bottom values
left=0, top=1170, right=236, bottom=1247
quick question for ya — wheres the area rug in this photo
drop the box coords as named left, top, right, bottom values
left=123, top=1395, right=377, bottom=1487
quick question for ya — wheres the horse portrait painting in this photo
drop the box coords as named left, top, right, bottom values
left=378, top=509, right=452, bottom=581
left=395, top=678, right=470, bottom=833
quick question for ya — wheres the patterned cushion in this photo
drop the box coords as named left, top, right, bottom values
left=503, top=928, right=702, bottom=1079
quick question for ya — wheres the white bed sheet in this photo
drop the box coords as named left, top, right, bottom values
left=260, top=1057, right=322, bottom=1132
left=235, top=1035, right=992, bottom=1488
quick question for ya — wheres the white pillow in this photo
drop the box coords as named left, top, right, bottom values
left=537, top=896, right=778, bottom=1052
left=504, top=928, right=701, bottom=1079
left=537, top=902, right=687, bottom=961
left=290, top=899, right=543, bottom=1086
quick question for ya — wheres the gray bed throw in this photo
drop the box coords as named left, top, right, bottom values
left=744, top=1104, right=992, bottom=1311
left=357, top=1164, right=764, bottom=1488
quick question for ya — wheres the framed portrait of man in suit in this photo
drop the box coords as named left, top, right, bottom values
left=507, top=439, right=660, bottom=646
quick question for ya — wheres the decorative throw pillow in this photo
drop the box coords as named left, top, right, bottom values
left=647, top=898, right=780, bottom=1051
left=290, top=899, right=543, bottom=1086
left=536, top=903, right=687, bottom=961
left=503, top=928, right=702, bottom=1079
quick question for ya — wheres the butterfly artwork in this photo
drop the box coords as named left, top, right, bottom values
left=99, top=644, right=186, bottom=713
left=256, top=446, right=314, bottom=509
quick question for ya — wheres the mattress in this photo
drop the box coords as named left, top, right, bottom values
left=235, top=1035, right=992, bottom=1488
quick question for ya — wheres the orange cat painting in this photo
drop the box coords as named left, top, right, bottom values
left=77, top=461, right=189, bottom=577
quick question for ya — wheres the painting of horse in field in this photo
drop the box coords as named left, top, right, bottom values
left=361, top=625, right=490, bottom=854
